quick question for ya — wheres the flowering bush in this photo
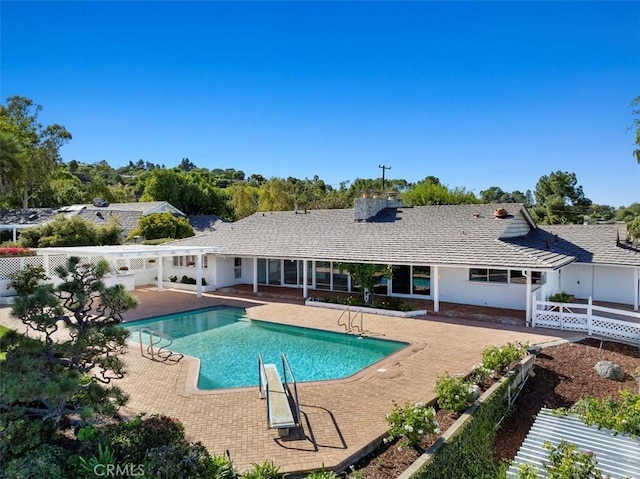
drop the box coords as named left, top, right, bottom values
left=481, top=342, right=528, bottom=374
left=435, top=374, right=474, bottom=414
left=0, top=247, right=35, bottom=258
left=385, top=401, right=439, bottom=448
left=568, top=390, right=640, bottom=437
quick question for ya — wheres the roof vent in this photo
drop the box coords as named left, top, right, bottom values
left=493, top=208, right=508, bottom=218
left=92, top=198, right=109, bottom=207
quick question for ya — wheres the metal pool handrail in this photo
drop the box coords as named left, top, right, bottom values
left=281, top=352, right=300, bottom=426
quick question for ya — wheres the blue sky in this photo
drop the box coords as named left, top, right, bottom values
left=2, top=1, right=639, bottom=207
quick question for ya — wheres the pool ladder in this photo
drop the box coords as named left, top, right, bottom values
left=337, top=307, right=363, bottom=333
left=138, top=328, right=183, bottom=363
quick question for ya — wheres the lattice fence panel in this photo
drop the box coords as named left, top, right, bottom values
left=0, top=258, right=23, bottom=279
left=47, top=255, right=68, bottom=276
left=560, top=314, right=588, bottom=331
left=533, top=312, right=562, bottom=329
left=591, top=318, right=640, bottom=343
left=129, top=258, right=144, bottom=271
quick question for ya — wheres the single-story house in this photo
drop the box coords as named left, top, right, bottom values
left=167, top=198, right=640, bottom=320
left=60, top=200, right=186, bottom=238
left=0, top=201, right=188, bottom=241
left=4, top=199, right=638, bottom=322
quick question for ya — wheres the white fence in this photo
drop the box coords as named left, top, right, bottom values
left=532, top=297, right=640, bottom=345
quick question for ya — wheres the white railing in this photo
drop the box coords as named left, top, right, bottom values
left=532, top=297, right=640, bottom=345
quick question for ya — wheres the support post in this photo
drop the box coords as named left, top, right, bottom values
left=634, top=268, right=639, bottom=311
left=157, top=257, right=163, bottom=291
left=302, top=260, right=308, bottom=299
left=587, top=296, right=593, bottom=335
left=253, top=257, right=259, bottom=293
left=196, top=254, right=203, bottom=298
left=433, top=265, right=440, bottom=313
left=525, top=269, right=532, bottom=327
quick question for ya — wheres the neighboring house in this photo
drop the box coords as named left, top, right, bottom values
left=170, top=198, right=640, bottom=318
left=0, top=208, right=62, bottom=241
left=59, top=200, right=186, bottom=239
left=0, top=201, right=187, bottom=241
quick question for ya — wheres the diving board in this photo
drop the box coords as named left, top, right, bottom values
left=258, top=354, right=300, bottom=437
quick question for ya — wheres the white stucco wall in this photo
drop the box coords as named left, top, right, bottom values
left=437, top=266, right=529, bottom=310
left=562, top=263, right=635, bottom=304
left=213, top=256, right=243, bottom=288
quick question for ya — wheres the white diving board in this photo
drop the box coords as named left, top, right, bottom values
left=258, top=354, right=300, bottom=437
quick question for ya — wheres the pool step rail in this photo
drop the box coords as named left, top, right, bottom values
left=138, top=328, right=183, bottom=363
left=258, top=353, right=300, bottom=437
left=337, top=307, right=363, bottom=333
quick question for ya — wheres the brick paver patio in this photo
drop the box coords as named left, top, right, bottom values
left=0, top=288, right=579, bottom=475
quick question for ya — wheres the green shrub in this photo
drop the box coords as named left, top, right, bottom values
left=78, top=443, right=116, bottom=478
left=210, top=453, right=238, bottom=479
left=544, top=440, right=602, bottom=479
left=567, top=390, right=640, bottom=437
left=143, top=441, right=221, bottom=479
left=481, top=342, right=527, bottom=374
left=385, top=401, right=439, bottom=449
left=142, top=237, right=174, bottom=245
left=416, top=379, right=512, bottom=478
left=516, top=463, right=539, bottom=479
left=435, top=374, right=473, bottom=414
left=80, top=414, right=186, bottom=464
left=305, top=467, right=340, bottom=479
left=241, top=460, right=280, bottom=479
left=2, top=444, right=68, bottom=479
left=547, top=291, right=575, bottom=303
left=129, top=212, right=194, bottom=241
left=0, top=410, right=57, bottom=462
left=76, top=425, right=99, bottom=442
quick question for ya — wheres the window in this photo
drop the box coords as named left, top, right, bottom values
left=233, top=257, right=241, bottom=279
left=509, top=270, right=546, bottom=285
left=173, top=256, right=184, bottom=267
left=257, top=258, right=266, bottom=284
left=392, top=265, right=411, bottom=294
left=412, top=266, right=430, bottom=295
left=315, top=261, right=331, bottom=290
left=284, top=260, right=298, bottom=285
left=469, top=268, right=508, bottom=283
left=332, top=266, right=349, bottom=291
left=268, top=259, right=281, bottom=285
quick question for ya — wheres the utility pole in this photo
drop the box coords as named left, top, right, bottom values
left=378, top=164, right=391, bottom=191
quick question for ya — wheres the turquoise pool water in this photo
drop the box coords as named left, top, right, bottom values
left=124, top=307, right=407, bottom=390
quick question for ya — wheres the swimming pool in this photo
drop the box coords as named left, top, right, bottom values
left=123, top=307, right=407, bottom=390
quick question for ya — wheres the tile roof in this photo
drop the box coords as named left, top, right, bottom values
left=503, top=223, right=640, bottom=267
left=75, top=209, right=143, bottom=231
left=62, top=201, right=181, bottom=215
left=173, top=203, right=587, bottom=269
left=0, top=208, right=61, bottom=226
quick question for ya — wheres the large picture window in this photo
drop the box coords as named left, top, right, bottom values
left=412, top=266, right=430, bottom=295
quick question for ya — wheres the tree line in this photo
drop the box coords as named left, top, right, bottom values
left=1, top=95, right=639, bottom=237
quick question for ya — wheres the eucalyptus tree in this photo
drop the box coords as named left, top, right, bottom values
left=0, top=129, right=24, bottom=200
left=0, top=96, right=72, bottom=209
